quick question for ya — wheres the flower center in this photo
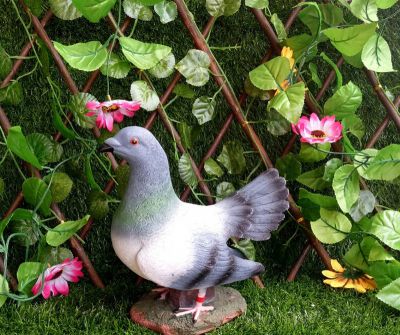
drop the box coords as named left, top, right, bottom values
left=52, top=268, right=63, bottom=280
left=102, top=104, right=119, bottom=113
left=311, top=130, right=326, bottom=138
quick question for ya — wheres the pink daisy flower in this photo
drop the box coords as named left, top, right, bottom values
left=32, top=258, right=84, bottom=299
left=86, top=99, right=140, bottom=132
left=292, top=113, right=343, bottom=144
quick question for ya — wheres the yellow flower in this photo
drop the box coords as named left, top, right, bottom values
left=322, top=259, right=377, bottom=293
left=281, top=46, right=295, bottom=70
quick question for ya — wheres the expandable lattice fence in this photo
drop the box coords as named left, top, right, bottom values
left=1, top=0, right=399, bottom=292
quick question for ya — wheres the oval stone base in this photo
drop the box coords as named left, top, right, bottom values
left=130, top=286, right=247, bottom=335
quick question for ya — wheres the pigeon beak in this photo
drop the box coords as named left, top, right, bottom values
left=98, top=143, right=114, bottom=153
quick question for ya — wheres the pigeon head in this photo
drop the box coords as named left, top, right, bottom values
left=100, top=126, right=166, bottom=166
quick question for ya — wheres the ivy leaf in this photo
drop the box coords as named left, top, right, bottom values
left=308, top=62, right=322, bottom=88
left=332, top=165, right=360, bottom=213
left=275, top=153, right=301, bottom=181
left=71, top=0, right=116, bottom=22
left=0, top=208, right=35, bottom=236
left=49, top=0, right=82, bottom=20
left=366, top=210, right=400, bottom=250
left=350, top=0, right=378, bottom=22
left=376, top=0, right=398, bottom=8
left=119, top=37, right=171, bottom=70
left=100, top=52, right=131, bottom=79
left=311, top=208, right=351, bottom=244
left=11, top=212, right=41, bottom=246
left=216, top=182, right=235, bottom=201
left=44, top=172, right=74, bottom=203
left=323, top=81, right=362, bottom=119
left=204, top=158, right=224, bottom=178
left=368, top=261, right=400, bottom=289
left=296, top=166, right=331, bottom=191
left=53, top=41, right=108, bottom=71
left=245, top=0, right=269, bottom=9
left=177, top=122, right=199, bottom=150
left=46, top=215, right=90, bottom=247
left=88, top=191, right=109, bottom=219
left=206, top=0, right=241, bottom=17
left=17, top=262, right=45, bottom=296
left=244, top=77, right=271, bottom=101
left=299, top=3, right=343, bottom=36
left=123, top=0, right=153, bottom=21
left=271, top=14, right=287, bottom=42
left=349, top=190, right=375, bottom=222
left=192, top=96, right=216, bottom=125
left=173, top=83, right=195, bottom=99
left=0, top=45, right=12, bottom=80
left=231, top=238, right=256, bottom=260
left=376, top=278, right=400, bottom=311
left=23, top=0, right=43, bottom=16
left=265, top=111, right=291, bottom=136
left=364, top=144, right=400, bottom=181
left=299, top=188, right=338, bottom=209
left=268, top=82, right=306, bottom=123
left=115, top=165, right=130, bottom=199
left=343, top=115, right=365, bottom=142
left=0, top=178, right=4, bottom=197
left=154, top=1, right=177, bottom=23
left=178, top=153, right=197, bottom=188
left=284, top=34, right=318, bottom=61
left=249, top=56, right=290, bottom=91
left=322, top=23, right=377, bottom=57
left=137, top=0, right=163, bottom=4
left=217, top=141, right=246, bottom=175
left=298, top=142, right=330, bottom=163
left=354, top=148, right=378, bottom=180
left=68, top=92, right=97, bottom=128
left=130, top=80, right=160, bottom=111
left=175, top=49, right=211, bottom=87
left=38, top=245, right=74, bottom=266
left=361, top=33, right=394, bottom=72
left=22, top=177, right=53, bottom=216
left=323, top=158, right=343, bottom=182
left=26, top=133, right=63, bottom=165
left=148, top=52, right=175, bottom=79
left=6, top=126, right=42, bottom=169
left=0, top=81, right=23, bottom=106
left=0, top=275, right=9, bottom=308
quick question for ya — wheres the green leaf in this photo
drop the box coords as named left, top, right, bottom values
left=204, top=158, right=224, bottom=178
left=268, top=82, right=306, bottom=123
left=44, top=172, right=73, bottom=203
left=298, top=142, right=330, bottom=163
left=297, top=198, right=320, bottom=221
left=88, top=190, right=109, bottom=219
left=46, top=215, right=90, bottom=247
left=376, top=0, right=398, bottom=8
left=320, top=52, right=343, bottom=91
left=343, top=52, right=364, bottom=68
left=177, top=122, right=199, bottom=150
left=26, top=133, right=63, bottom=165
left=100, top=52, right=131, bottom=79
left=249, top=56, right=290, bottom=91
left=49, top=0, right=82, bottom=20
left=192, top=96, right=216, bottom=125
left=367, top=210, right=400, bottom=250
left=0, top=45, right=12, bottom=80
left=376, top=277, right=400, bottom=311
left=130, top=80, right=159, bottom=111
left=38, top=245, right=74, bottom=266
left=217, top=141, right=246, bottom=175
left=276, top=153, right=301, bottom=181
left=154, top=1, right=177, bottom=23
left=0, top=208, right=35, bottom=236
left=245, top=0, right=268, bottom=9
left=308, top=62, right=322, bottom=88
left=343, top=115, right=365, bottom=142
left=284, top=34, right=318, bottom=61
left=299, top=188, right=338, bottom=209
left=350, top=0, right=378, bottom=22
left=322, top=23, right=377, bottom=57
left=0, top=81, right=23, bottom=106
left=311, top=208, right=351, bottom=244
left=137, top=0, right=163, bottom=4
left=323, top=81, right=362, bottom=119
left=368, top=261, right=400, bottom=289
left=349, top=190, right=375, bottom=222
left=0, top=275, right=9, bottom=308
left=231, top=238, right=256, bottom=260
left=115, top=165, right=130, bottom=199
left=244, top=77, right=271, bottom=101
left=296, top=166, right=331, bottom=191
left=11, top=212, right=41, bottom=246
left=6, top=126, right=42, bottom=169
left=265, top=111, right=291, bottom=136
left=0, top=178, right=4, bottom=197
left=22, top=177, right=53, bottom=216
left=206, top=0, right=241, bottom=17
left=123, top=0, right=153, bottom=21
left=323, top=158, right=343, bottom=182
left=119, top=37, right=171, bottom=70
left=173, top=83, right=195, bottom=99
left=53, top=41, right=108, bottom=71
left=332, top=165, right=360, bottom=213
left=299, top=3, right=343, bottom=36
left=17, top=262, right=45, bottom=295
left=69, top=92, right=97, bottom=128
left=23, top=0, right=43, bottom=16
left=364, top=144, right=400, bottom=181
left=71, top=0, right=116, bottom=22
left=178, top=153, right=197, bottom=188
left=148, top=53, right=175, bottom=79
left=271, top=14, right=287, bottom=42
left=361, top=33, right=394, bottom=72
left=354, top=148, right=378, bottom=180
left=175, top=49, right=211, bottom=87
left=216, top=181, right=235, bottom=201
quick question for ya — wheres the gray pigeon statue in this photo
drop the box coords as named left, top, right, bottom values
left=100, top=126, right=289, bottom=321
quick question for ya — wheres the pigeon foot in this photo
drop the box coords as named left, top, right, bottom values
left=175, top=304, right=214, bottom=322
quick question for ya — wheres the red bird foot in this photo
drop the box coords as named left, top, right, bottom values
left=174, top=289, right=214, bottom=322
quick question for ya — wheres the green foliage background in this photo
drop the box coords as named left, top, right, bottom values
left=0, top=0, right=400, bottom=333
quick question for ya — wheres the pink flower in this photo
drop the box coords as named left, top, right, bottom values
left=292, top=113, right=343, bottom=144
left=32, top=258, right=84, bottom=299
left=86, top=99, right=140, bottom=132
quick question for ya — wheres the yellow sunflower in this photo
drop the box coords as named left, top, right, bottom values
left=322, top=259, right=377, bottom=293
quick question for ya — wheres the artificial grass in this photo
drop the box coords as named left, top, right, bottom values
left=0, top=0, right=400, bottom=334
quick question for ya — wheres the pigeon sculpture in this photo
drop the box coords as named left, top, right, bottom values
left=100, top=126, right=289, bottom=321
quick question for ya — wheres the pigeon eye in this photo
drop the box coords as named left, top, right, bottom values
left=130, top=137, right=139, bottom=145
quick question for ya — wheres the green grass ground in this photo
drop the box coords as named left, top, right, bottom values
left=1, top=0, right=400, bottom=334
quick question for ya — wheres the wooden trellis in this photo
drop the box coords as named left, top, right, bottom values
left=1, top=0, right=399, bottom=292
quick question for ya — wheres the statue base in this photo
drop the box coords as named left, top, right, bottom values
left=130, top=286, right=247, bottom=335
